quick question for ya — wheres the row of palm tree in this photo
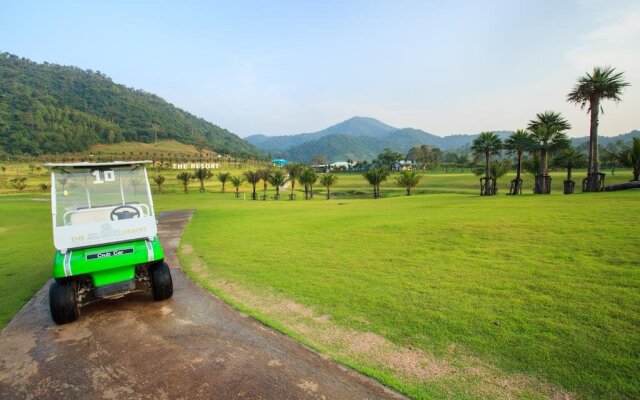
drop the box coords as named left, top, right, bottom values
left=472, top=65, right=630, bottom=196
left=242, top=165, right=340, bottom=200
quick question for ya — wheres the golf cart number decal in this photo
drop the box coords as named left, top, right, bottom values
left=91, top=169, right=115, bottom=184
left=86, top=248, right=134, bottom=260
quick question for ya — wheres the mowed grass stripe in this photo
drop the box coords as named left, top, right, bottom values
left=176, top=192, right=640, bottom=399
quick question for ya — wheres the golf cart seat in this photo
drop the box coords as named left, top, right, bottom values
left=65, top=204, right=148, bottom=226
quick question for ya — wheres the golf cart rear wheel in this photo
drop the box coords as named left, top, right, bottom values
left=49, top=281, right=79, bottom=325
left=150, top=262, right=173, bottom=301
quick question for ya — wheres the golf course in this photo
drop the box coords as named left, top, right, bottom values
left=1, top=167, right=638, bottom=399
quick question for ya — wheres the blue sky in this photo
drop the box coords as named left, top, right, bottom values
left=1, top=0, right=638, bottom=137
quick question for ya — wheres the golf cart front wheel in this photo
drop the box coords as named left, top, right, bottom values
left=150, top=262, right=173, bottom=301
left=49, top=281, right=79, bottom=325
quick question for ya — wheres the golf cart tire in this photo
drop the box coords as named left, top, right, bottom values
left=49, top=281, right=79, bottom=325
left=150, top=262, right=173, bottom=301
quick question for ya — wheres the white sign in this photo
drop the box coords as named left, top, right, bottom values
left=172, top=163, right=220, bottom=170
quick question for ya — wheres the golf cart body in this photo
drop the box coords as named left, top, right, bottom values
left=46, top=161, right=173, bottom=324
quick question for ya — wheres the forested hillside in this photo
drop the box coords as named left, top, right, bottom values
left=0, top=53, right=261, bottom=157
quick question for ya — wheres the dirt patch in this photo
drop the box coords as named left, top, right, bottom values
left=185, top=268, right=574, bottom=399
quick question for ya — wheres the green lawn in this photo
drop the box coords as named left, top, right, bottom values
left=1, top=170, right=638, bottom=399
left=175, top=190, right=640, bottom=399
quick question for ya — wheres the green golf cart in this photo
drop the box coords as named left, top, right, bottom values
left=46, top=161, right=173, bottom=324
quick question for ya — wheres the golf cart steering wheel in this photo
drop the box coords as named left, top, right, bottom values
left=110, top=205, right=141, bottom=221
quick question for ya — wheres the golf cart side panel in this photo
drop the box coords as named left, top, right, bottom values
left=53, top=237, right=165, bottom=286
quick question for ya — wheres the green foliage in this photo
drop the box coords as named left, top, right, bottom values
left=0, top=53, right=261, bottom=157
left=193, top=168, right=213, bottom=192
left=395, top=170, right=422, bottom=196
left=528, top=112, right=571, bottom=175
left=229, top=175, right=244, bottom=196
left=567, top=66, right=630, bottom=112
left=406, top=145, right=443, bottom=169
left=243, top=170, right=261, bottom=200
left=319, top=173, right=338, bottom=199
left=376, top=148, right=403, bottom=168
left=152, top=174, right=166, bottom=193
left=298, top=167, right=319, bottom=199
left=606, top=137, right=640, bottom=181
left=363, top=167, right=390, bottom=198
left=176, top=172, right=194, bottom=193
left=216, top=172, right=231, bottom=193
left=268, top=170, right=288, bottom=199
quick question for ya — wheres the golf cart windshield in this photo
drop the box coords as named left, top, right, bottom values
left=48, top=162, right=157, bottom=251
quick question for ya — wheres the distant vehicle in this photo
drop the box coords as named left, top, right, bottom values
left=46, top=161, right=173, bottom=324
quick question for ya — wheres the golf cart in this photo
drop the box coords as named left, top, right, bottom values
left=46, top=161, right=172, bottom=324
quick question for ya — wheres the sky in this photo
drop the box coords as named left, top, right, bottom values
left=1, top=0, right=638, bottom=138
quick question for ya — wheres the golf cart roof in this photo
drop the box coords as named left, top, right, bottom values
left=45, top=161, right=152, bottom=170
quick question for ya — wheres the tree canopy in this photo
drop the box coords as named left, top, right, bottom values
left=0, top=53, right=261, bottom=157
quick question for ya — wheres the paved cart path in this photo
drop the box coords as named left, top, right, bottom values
left=0, top=210, right=403, bottom=400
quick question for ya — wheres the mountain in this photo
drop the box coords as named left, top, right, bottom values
left=245, top=116, right=396, bottom=153
left=0, top=52, right=261, bottom=157
left=249, top=116, right=638, bottom=163
left=247, top=116, right=513, bottom=162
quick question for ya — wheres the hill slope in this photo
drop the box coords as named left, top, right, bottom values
left=0, top=52, right=260, bottom=157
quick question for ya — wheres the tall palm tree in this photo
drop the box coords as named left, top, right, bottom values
left=319, top=173, right=338, bottom=199
left=504, top=129, right=534, bottom=195
left=286, top=163, right=304, bottom=199
left=554, top=148, right=586, bottom=194
left=258, top=168, right=272, bottom=200
left=229, top=175, right=244, bottom=198
left=268, top=170, right=288, bottom=200
left=217, top=172, right=231, bottom=193
left=471, top=132, right=502, bottom=196
left=567, top=66, right=630, bottom=191
left=527, top=112, right=571, bottom=194
left=363, top=167, right=390, bottom=198
left=243, top=170, right=260, bottom=200
left=395, top=170, right=422, bottom=196
left=176, top=172, right=194, bottom=193
left=606, top=138, right=640, bottom=182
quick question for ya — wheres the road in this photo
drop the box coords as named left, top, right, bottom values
left=0, top=210, right=403, bottom=400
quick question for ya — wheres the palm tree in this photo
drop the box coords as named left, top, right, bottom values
left=230, top=175, right=244, bottom=198
left=193, top=168, right=212, bottom=193
left=554, top=148, right=586, bottom=194
left=395, top=170, right=422, bottom=196
left=176, top=172, right=194, bottom=193
left=606, top=138, right=640, bottom=182
left=243, top=170, right=260, bottom=200
left=268, top=170, right=288, bottom=199
left=217, top=172, right=231, bottom=193
left=567, top=66, right=630, bottom=191
left=473, top=160, right=511, bottom=194
left=286, top=163, right=304, bottom=199
left=258, top=168, right=272, bottom=200
left=298, top=167, right=318, bottom=199
left=527, top=112, right=571, bottom=194
left=152, top=174, right=165, bottom=193
left=471, top=132, right=502, bottom=196
left=363, top=167, right=390, bottom=198
left=504, top=129, right=534, bottom=195
left=319, top=173, right=338, bottom=199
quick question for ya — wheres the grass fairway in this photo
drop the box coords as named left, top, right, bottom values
left=0, top=195, right=51, bottom=327
left=175, top=191, right=640, bottom=399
